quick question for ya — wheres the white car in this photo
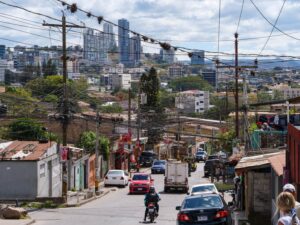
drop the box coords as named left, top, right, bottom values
left=190, top=183, right=219, bottom=195
left=104, top=170, right=129, bottom=188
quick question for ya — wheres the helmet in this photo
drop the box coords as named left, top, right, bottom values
left=149, top=186, right=155, bottom=193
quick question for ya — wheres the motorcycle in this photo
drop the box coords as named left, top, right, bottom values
left=147, top=202, right=158, bottom=223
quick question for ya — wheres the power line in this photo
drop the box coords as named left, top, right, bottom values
left=249, top=0, right=300, bottom=41
left=236, top=0, right=245, bottom=33
left=257, top=0, right=287, bottom=57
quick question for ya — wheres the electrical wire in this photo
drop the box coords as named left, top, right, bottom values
left=249, top=0, right=300, bottom=41
left=257, top=0, right=287, bottom=57
left=236, top=0, right=245, bottom=33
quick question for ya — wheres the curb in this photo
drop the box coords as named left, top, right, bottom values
left=26, top=219, right=36, bottom=225
left=66, top=189, right=111, bottom=207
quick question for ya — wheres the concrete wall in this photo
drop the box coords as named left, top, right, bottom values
left=252, top=172, right=271, bottom=213
left=37, top=155, right=62, bottom=198
left=0, top=161, right=37, bottom=200
left=37, top=144, right=62, bottom=198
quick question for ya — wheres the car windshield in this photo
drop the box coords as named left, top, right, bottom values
left=153, top=161, right=165, bottom=165
left=132, top=174, right=149, bottom=180
left=208, top=155, right=219, bottom=159
left=182, top=196, right=223, bottom=209
left=197, top=152, right=205, bottom=155
left=192, top=185, right=215, bottom=193
left=108, top=170, right=123, bottom=175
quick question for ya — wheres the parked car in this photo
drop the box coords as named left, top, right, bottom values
left=139, top=151, right=158, bottom=167
left=151, top=160, right=166, bottom=174
left=195, top=151, right=207, bottom=162
left=129, top=173, right=154, bottom=194
left=207, top=155, right=219, bottom=160
left=204, top=159, right=220, bottom=177
left=164, top=161, right=189, bottom=193
left=104, top=170, right=129, bottom=188
left=176, top=193, right=231, bottom=225
left=190, top=183, right=219, bottom=195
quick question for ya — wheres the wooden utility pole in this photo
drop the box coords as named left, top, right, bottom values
left=43, top=15, right=85, bottom=146
left=234, top=33, right=239, bottom=139
left=95, top=110, right=100, bottom=192
left=43, top=15, right=85, bottom=191
left=217, top=33, right=257, bottom=140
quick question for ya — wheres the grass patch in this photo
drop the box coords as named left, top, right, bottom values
left=214, top=183, right=235, bottom=192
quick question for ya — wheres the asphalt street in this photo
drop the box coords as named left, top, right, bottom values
left=30, top=162, right=210, bottom=225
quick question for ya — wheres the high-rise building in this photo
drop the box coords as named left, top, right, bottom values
left=118, top=19, right=130, bottom=66
left=83, top=28, right=108, bottom=64
left=191, top=50, right=205, bottom=65
left=0, top=45, right=5, bottom=59
left=129, top=35, right=141, bottom=66
left=160, top=48, right=175, bottom=64
left=202, top=69, right=217, bottom=87
left=103, top=22, right=116, bottom=50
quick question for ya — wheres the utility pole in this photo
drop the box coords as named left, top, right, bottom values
left=95, top=110, right=100, bottom=192
left=128, top=88, right=131, bottom=135
left=43, top=14, right=85, bottom=192
left=234, top=33, right=239, bottom=139
left=217, top=33, right=257, bottom=140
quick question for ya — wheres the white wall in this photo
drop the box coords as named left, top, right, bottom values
left=37, top=144, right=62, bottom=198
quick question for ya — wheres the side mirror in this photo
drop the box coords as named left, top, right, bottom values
left=128, top=178, right=132, bottom=182
left=151, top=179, right=154, bottom=182
left=186, top=192, right=190, bottom=195
left=175, top=206, right=181, bottom=211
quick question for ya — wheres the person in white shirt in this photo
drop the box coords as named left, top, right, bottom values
left=277, top=192, right=299, bottom=225
left=283, top=184, right=300, bottom=219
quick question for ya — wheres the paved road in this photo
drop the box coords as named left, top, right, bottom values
left=30, top=163, right=210, bottom=225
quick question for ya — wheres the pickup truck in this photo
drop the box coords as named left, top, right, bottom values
left=164, top=161, right=189, bottom=193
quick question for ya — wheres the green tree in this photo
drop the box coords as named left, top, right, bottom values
left=100, top=103, right=123, bottom=113
left=43, top=59, right=57, bottom=77
left=257, top=91, right=272, bottom=103
left=140, top=67, right=165, bottom=147
left=77, top=131, right=96, bottom=152
left=272, top=90, right=284, bottom=100
left=159, top=90, right=175, bottom=109
left=169, top=76, right=213, bottom=92
left=76, top=131, right=110, bottom=160
left=6, top=118, right=46, bottom=141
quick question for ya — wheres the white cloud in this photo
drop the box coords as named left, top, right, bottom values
left=0, top=0, right=300, bottom=61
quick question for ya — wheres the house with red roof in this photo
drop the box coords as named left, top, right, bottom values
left=0, top=140, right=62, bottom=200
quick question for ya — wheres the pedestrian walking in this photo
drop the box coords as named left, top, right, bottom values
left=283, top=184, right=300, bottom=218
left=276, top=192, right=300, bottom=225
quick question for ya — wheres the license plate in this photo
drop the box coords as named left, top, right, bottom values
left=138, top=188, right=143, bottom=191
left=149, top=208, right=154, bottom=212
left=112, top=177, right=116, bottom=180
left=198, top=216, right=208, bottom=221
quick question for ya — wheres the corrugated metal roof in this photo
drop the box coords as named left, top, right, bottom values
left=268, top=152, right=285, bottom=176
left=235, top=151, right=284, bottom=171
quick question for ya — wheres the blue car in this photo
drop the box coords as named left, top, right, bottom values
left=151, top=160, right=166, bottom=174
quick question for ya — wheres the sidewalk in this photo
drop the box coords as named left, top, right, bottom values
left=0, top=219, right=35, bottom=225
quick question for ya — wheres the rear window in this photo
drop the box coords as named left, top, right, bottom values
left=197, top=152, right=205, bottom=155
left=192, top=185, right=215, bottom=193
left=208, top=155, right=219, bottom=160
left=108, top=170, right=123, bottom=175
left=141, top=152, right=155, bottom=157
left=153, top=161, right=165, bottom=165
left=182, top=196, right=223, bottom=209
left=132, top=174, right=149, bottom=180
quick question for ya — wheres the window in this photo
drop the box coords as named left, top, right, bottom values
left=200, top=101, right=204, bottom=103
left=200, top=94, right=204, bottom=96
left=40, top=163, right=46, bottom=178
left=200, top=108, right=204, bottom=110
left=196, top=102, right=199, bottom=105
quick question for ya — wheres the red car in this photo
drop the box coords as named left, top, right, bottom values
left=129, top=173, right=154, bottom=194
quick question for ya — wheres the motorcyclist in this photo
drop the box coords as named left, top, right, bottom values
left=144, top=186, right=160, bottom=222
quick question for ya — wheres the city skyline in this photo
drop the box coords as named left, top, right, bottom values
left=0, top=0, right=300, bottom=61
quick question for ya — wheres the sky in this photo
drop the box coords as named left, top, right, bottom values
left=1, top=0, right=300, bottom=61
